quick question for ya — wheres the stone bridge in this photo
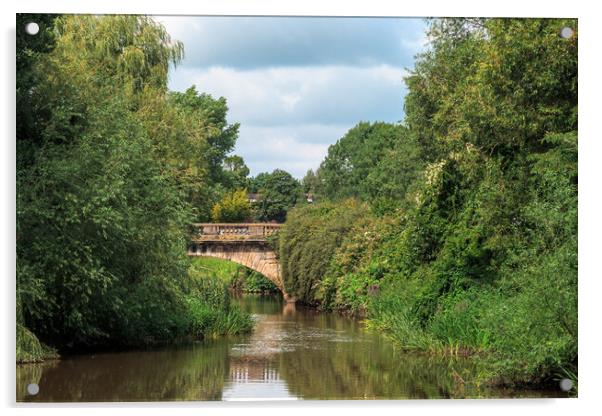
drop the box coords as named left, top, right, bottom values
left=187, top=223, right=294, bottom=302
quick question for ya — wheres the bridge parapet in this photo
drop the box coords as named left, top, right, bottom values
left=191, top=223, right=282, bottom=241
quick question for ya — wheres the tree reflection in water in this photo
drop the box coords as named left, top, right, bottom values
left=17, top=295, right=565, bottom=402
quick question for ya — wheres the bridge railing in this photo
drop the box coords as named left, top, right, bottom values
left=191, top=223, right=282, bottom=241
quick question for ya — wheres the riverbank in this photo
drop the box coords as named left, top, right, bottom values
left=16, top=259, right=254, bottom=365
left=18, top=294, right=568, bottom=401
left=190, top=257, right=280, bottom=294
left=277, top=196, right=577, bottom=392
left=273, top=19, right=577, bottom=392
left=16, top=324, right=59, bottom=364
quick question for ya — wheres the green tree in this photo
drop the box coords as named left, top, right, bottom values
left=251, top=169, right=302, bottom=222
left=211, top=189, right=252, bottom=223
left=279, top=17, right=578, bottom=388
left=404, top=18, right=577, bottom=160
left=248, top=171, right=268, bottom=193
left=223, top=155, right=251, bottom=190
left=16, top=14, right=58, bottom=170
left=161, top=86, right=240, bottom=220
left=301, top=169, right=320, bottom=197
left=168, top=87, right=239, bottom=181
left=318, top=122, right=421, bottom=208
left=16, top=15, right=248, bottom=350
left=17, top=15, right=191, bottom=348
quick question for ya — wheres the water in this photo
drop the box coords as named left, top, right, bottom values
left=16, top=294, right=564, bottom=402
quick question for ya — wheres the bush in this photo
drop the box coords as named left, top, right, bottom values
left=211, top=189, right=252, bottom=222
left=279, top=200, right=368, bottom=303
left=17, top=324, right=58, bottom=363
left=278, top=130, right=577, bottom=387
left=276, top=18, right=577, bottom=390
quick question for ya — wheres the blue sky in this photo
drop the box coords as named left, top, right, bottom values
left=155, top=16, right=428, bottom=178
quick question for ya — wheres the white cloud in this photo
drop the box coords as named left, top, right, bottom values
left=155, top=16, right=427, bottom=179
left=169, top=65, right=407, bottom=126
left=281, top=93, right=301, bottom=111
left=236, top=124, right=350, bottom=177
left=167, top=65, right=408, bottom=178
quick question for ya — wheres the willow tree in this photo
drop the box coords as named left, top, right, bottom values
left=165, top=86, right=241, bottom=220
left=16, top=15, right=236, bottom=349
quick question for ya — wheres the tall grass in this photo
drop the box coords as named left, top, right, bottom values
left=189, top=257, right=240, bottom=284
left=16, top=324, right=58, bottom=363
left=187, top=260, right=253, bottom=338
left=185, top=297, right=253, bottom=338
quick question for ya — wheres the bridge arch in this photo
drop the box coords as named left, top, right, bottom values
left=188, top=224, right=294, bottom=302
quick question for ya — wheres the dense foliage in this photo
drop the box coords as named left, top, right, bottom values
left=211, top=189, right=252, bottom=222
left=16, top=14, right=578, bottom=392
left=223, top=155, right=251, bottom=190
left=316, top=122, right=422, bottom=214
left=279, top=200, right=368, bottom=304
left=16, top=15, right=251, bottom=353
left=279, top=18, right=577, bottom=388
left=249, top=169, right=302, bottom=222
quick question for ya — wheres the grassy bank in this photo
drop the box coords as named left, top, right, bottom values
left=190, top=257, right=279, bottom=294
left=278, top=131, right=577, bottom=389
left=281, top=206, right=576, bottom=389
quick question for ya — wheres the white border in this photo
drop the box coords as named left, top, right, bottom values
left=2, top=1, right=600, bottom=415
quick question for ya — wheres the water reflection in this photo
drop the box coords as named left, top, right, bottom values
left=17, top=294, right=564, bottom=402
left=17, top=341, right=232, bottom=401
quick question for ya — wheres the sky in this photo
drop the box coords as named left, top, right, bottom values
left=155, top=16, right=428, bottom=179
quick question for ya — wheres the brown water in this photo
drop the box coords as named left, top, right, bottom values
left=16, top=294, right=565, bottom=402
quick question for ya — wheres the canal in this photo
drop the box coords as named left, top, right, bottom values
left=16, top=294, right=563, bottom=401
